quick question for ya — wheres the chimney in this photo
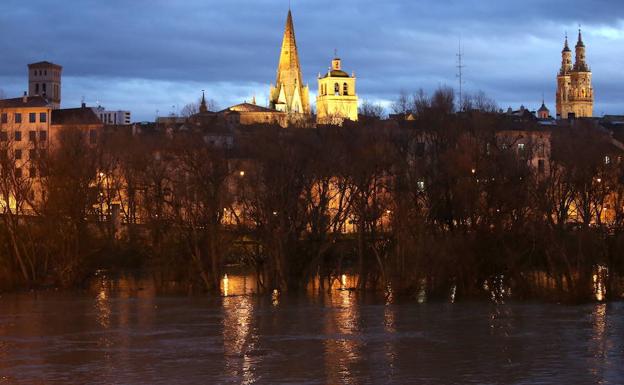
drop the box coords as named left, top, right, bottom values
left=81, top=102, right=86, bottom=109
left=22, top=91, right=28, bottom=103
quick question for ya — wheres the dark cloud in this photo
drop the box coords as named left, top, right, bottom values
left=0, top=0, right=622, bottom=120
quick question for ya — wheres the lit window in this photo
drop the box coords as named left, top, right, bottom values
left=417, top=180, right=425, bottom=192
left=605, top=155, right=611, bottom=165
left=518, top=143, right=525, bottom=151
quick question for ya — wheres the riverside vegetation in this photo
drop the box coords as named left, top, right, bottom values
left=1, top=88, right=623, bottom=302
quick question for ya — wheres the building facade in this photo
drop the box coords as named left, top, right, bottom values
left=316, top=57, right=358, bottom=125
left=28, top=61, right=62, bottom=109
left=269, top=10, right=310, bottom=115
left=92, top=106, right=132, bottom=125
left=556, top=30, right=593, bottom=119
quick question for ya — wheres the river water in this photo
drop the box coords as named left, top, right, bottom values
left=0, top=274, right=622, bottom=385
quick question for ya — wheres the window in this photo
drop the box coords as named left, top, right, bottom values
left=39, top=130, right=47, bottom=141
left=605, top=155, right=611, bottom=165
left=343, top=83, right=349, bottom=96
left=517, top=143, right=525, bottom=151
left=334, top=83, right=340, bottom=95
left=15, top=149, right=22, bottom=160
left=29, top=131, right=36, bottom=142
left=538, top=159, right=545, bottom=174
left=42, top=83, right=47, bottom=94
left=29, top=167, right=36, bottom=178
left=0, top=113, right=7, bottom=124
left=40, top=112, right=47, bottom=123
left=15, top=113, right=22, bottom=123
left=14, top=168, right=22, bottom=178
left=417, top=180, right=425, bottom=192
left=15, top=131, right=21, bottom=142
left=0, top=131, right=7, bottom=142
left=29, top=113, right=36, bottom=123
left=35, top=84, right=39, bottom=94
left=29, top=149, right=36, bottom=160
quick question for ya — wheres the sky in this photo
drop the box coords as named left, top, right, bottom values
left=0, top=0, right=623, bottom=121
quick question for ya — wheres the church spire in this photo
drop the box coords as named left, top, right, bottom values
left=576, top=28, right=585, bottom=48
left=574, top=27, right=588, bottom=71
left=199, top=90, right=208, bottom=113
left=562, top=33, right=571, bottom=52
left=269, top=9, right=310, bottom=114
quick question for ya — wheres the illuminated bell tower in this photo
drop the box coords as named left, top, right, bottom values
left=316, top=56, right=358, bottom=125
left=556, top=30, right=593, bottom=118
left=556, top=35, right=572, bottom=118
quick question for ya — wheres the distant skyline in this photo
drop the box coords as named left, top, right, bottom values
left=0, top=0, right=623, bottom=121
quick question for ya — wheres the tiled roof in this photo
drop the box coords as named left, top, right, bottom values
left=0, top=96, right=50, bottom=108
left=52, top=107, right=102, bottom=125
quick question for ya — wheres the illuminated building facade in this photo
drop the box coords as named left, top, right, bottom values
left=269, top=10, right=310, bottom=115
left=316, top=57, right=359, bottom=125
left=556, top=30, right=593, bottom=119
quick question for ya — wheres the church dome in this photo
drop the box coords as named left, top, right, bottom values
left=321, top=69, right=350, bottom=78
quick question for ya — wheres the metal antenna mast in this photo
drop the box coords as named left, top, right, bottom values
left=456, top=37, right=465, bottom=111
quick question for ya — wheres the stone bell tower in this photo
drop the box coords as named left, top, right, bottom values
left=316, top=55, right=358, bottom=125
left=556, top=30, right=593, bottom=118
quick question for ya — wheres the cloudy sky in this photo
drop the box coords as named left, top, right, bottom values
left=0, top=0, right=622, bottom=120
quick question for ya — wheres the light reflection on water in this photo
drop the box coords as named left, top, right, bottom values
left=0, top=273, right=622, bottom=384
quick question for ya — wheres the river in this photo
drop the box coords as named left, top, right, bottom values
left=0, top=274, right=622, bottom=384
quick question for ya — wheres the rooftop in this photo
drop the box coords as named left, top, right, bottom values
left=52, top=107, right=102, bottom=125
left=0, top=96, right=50, bottom=109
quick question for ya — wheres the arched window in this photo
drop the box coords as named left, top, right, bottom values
left=343, top=83, right=349, bottom=96
left=334, top=83, right=340, bottom=95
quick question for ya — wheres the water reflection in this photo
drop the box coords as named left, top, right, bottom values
left=324, top=282, right=362, bottom=385
left=593, top=265, right=608, bottom=302
left=1, top=272, right=624, bottom=384
left=591, top=304, right=607, bottom=356
left=223, top=295, right=258, bottom=384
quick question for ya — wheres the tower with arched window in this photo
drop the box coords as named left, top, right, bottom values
left=556, top=30, right=593, bottom=118
left=316, top=56, right=358, bottom=125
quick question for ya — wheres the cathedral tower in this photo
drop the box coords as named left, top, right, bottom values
left=269, top=10, right=310, bottom=114
left=316, top=56, right=358, bottom=124
left=556, top=30, right=593, bottom=118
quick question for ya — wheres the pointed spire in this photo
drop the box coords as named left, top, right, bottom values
left=576, top=27, right=585, bottom=47
left=563, top=32, right=571, bottom=52
left=269, top=9, right=310, bottom=114
left=199, top=90, right=208, bottom=113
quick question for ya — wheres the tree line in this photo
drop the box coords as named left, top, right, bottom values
left=0, top=88, right=622, bottom=302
